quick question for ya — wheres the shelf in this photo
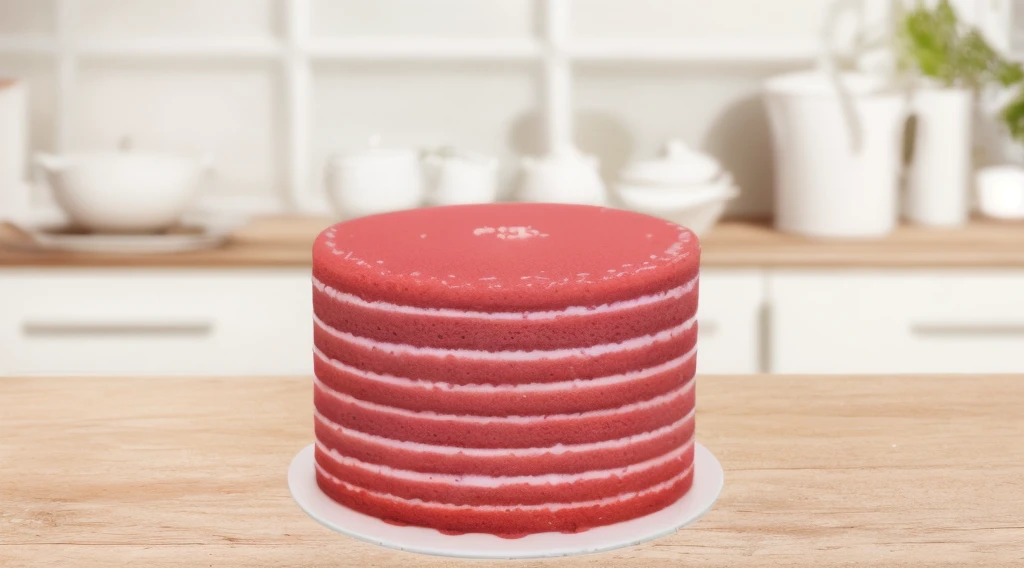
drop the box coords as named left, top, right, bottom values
left=306, top=38, right=543, bottom=61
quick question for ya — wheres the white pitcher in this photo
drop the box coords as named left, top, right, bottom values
left=764, top=72, right=906, bottom=238
left=762, top=0, right=906, bottom=238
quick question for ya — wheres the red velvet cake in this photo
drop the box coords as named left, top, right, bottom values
left=311, top=203, right=700, bottom=537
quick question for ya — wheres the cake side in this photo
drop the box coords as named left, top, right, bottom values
left=310, top=203, right=700, bottom=537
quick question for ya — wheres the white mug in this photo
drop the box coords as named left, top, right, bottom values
left=423, top=148, right=499, bottom=206
left=325, top=145, right=424, bottom=219
left=519, top=148, right=606, bottom=206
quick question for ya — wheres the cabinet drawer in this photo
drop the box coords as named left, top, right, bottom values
left=697, top=269, right=765, bottom=374
left=0, top=269, right=312, bottom=376
left=770, top=270, right=1024, bottom=374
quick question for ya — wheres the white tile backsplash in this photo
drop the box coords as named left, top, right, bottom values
left=570, top=0, right=826, bottom=40
left=312, top=0, right=539, bottom=39
left=74, top=0, right=282, bottom=39
left=0, top=0, right=53, bottom=35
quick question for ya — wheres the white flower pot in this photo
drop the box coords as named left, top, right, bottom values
left=904, top=87, right=973, bottom=227
left=764, top=71, right=906, bottom=238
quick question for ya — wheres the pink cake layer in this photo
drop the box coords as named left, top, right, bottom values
left=313, top=315, right=698, bottom=386
left=311, top=276, right=698, bottom=351
left=313, top=376, right=695, bottom=449
left=312, top=203, right=699, bottom=311
left=313, top=345, right=696, bottom=416
left=314, top=439, right=694, bottom=506
left=314, top=409, right=695, bottom=476
left=315, top=461, right=695, bottom=536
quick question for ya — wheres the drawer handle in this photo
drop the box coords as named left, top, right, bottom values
left=911, top=322, right=1024, bottom=338
left=22, top=320, right=214, bottom=338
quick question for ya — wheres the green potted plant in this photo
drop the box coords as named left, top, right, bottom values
left=896, top=0, right=1023, bottom=227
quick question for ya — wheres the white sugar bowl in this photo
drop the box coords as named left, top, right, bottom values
left=615, top=140, right=738, bottom=235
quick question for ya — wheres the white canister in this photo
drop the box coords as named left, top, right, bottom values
left=422, top=149, right=499, bottom=206
left=0, top=78, right=29, bottom=221
left=519, top=147, right=606, bottom=206
left=904, top=87, right=973, bottom=227
left=324, top=146, right=425, bottom=219
left=764, top=71, right=906, bottom=238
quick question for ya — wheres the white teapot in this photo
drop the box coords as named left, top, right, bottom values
left=324, top=136, right=425, bottom=219
left=422, top=146, right=499, bottom=206
left=519, top=146, right=606, bottom=206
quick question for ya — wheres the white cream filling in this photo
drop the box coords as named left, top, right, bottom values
left=313, top=276, right=697, bottom=320
left=315, top=462, right=695, bottom=511
left=314, top=343, right=696, bottom=392
left=314, top=375, right=695, bottom=424
left=314, top=313, right=696, bottom=361
left=316, top=438, right=693, bottom=488
left=315, top=409, right=695, bottom=457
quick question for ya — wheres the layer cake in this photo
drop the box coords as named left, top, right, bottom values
left=311, top=203, right=700, bottom=537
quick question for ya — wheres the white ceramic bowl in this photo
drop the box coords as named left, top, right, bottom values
left=616, top=183, right=739, bottom=236
left=976, top=165, right=1024, bottom=220
left=38, top=151, right=207, bottom=233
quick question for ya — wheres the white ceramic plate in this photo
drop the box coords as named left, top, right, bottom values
left=288, top=442, right=723, bottom=559
left=9, top=217, right=237, bottom=254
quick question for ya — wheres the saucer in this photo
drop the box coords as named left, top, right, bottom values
left=5, top=217, right=237, bottom=254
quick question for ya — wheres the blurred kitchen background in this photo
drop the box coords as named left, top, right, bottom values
left=2, top=0, right=1024, bottom=378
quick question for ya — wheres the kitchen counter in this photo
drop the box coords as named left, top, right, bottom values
left=2, top=216, right=1024, bottom=268
left=1, top=375, right=1021, bottom=567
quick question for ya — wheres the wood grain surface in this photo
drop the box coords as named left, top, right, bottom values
left=2, top=216, right=1024, bottom=268
left=1, top=375, right=1022, bottom=567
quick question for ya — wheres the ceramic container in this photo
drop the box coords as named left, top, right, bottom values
left=904, top=87, right=973, bottom=227
left=764, top=71, right=906, bottom=238
left=325, top=142, right=424, bottom=219
left=613, top=139, right=736, bottom=235
left=422, top=147, right=499, bottom=206
left=35, top=147, right=210, bottom=233
left=619, top=139, right=722, bottom=187
left=976, top=165, right=1024, bottom=220
left=519, top=147, right=606, bottom=206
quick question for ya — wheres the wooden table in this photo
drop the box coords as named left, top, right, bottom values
left=2, top=375, right=1022, bottom=567
left=3, top=215, right=1024, bottom=268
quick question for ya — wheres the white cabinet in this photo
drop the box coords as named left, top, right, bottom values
left=696, top=269, right=765, bottom=374
left=3, top=266, right=1021, bottom=377
left=0, top=269, right=312, bottom=376
left=770, top=270, right=1024, bottom=374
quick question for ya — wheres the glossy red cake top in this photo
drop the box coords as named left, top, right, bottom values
left=312, top=203, right=699, bottom=311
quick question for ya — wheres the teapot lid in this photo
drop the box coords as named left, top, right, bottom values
left=620, top=140, right=721, bottom=186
